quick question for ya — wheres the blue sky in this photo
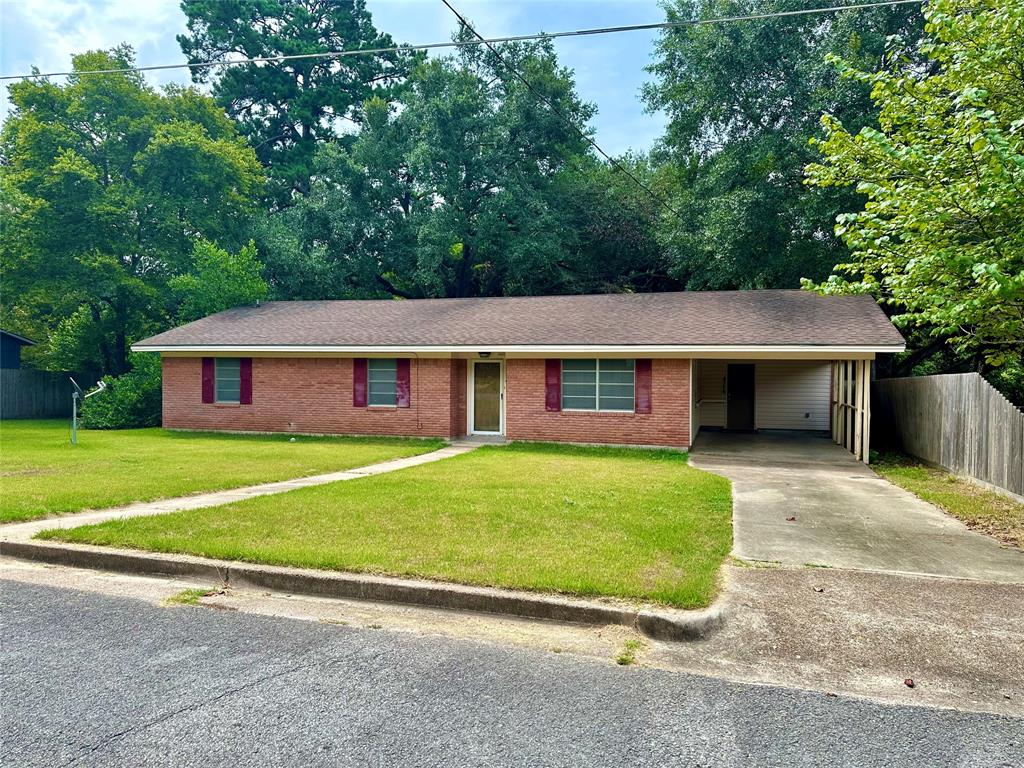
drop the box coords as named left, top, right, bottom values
left=0, top=0, right=669, bottom=155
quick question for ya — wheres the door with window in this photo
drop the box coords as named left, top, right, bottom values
left=471, top=360, right=503, bottom=435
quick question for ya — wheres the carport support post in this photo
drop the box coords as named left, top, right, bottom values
left=830, top=359, right=871, bottom=464
left=856, top=360, right=872, bottom=462
left=839, top=361, right=845, bottom=449
left=864, top=362, right=872, bottom=462
left=841, top=360, right=847, bottom=447
left=854, top=360, right=863, bottom=460
left=830, top=362, right=836, bottom=443
left=845, top=360, right=853, bottom=452
left=835, top=364, right=843, bottom=448
left=835, top=361, right=841, bottom=445
left=837, top=360, right=846, bottom=447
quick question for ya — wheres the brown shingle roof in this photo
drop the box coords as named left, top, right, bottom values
left=134, top=290, right=904, bottom=349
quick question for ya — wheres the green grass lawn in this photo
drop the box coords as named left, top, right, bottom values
left=41, top=443, right=733, bottom=609
left=0, top=420, right=445, bottom=523
left=874, top=453, right=1024, bottom=548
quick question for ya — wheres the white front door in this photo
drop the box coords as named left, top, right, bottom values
left=470, top=360, right=504, bottom=435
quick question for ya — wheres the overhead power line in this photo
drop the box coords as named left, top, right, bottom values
left=439, top=0, right=683, bottom=218
left=1, top=0, right=923, bottom=81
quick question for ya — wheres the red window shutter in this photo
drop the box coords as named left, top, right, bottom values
left=635, top=359, right=652, bottom=414
left=353, top=358, right=368, bottom=407
left=545, top=359, right=561, bottom=412
left=239, top=358, right=253, bottom=405
left=201, top=357, right=214, bottom=403
left=396, top=359, right=411, bottom=408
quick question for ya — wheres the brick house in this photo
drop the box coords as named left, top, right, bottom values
left=135, top=290, right=904, bottom=462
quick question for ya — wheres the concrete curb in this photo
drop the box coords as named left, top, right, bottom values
left=0, top=539, right=724, bottom=642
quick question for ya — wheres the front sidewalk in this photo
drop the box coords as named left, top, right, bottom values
left=0, top=440, right=479, bottom=542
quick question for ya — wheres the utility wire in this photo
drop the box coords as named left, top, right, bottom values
left=440, top=0, right=682, bottom=217
left=1, top=0, right=923, bottom=81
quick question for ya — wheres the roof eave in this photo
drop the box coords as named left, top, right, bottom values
left=133, top=343, right=907, bottom=355
left=1, top=330, right=37, bottom=346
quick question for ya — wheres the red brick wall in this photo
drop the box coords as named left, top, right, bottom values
left=161, top=355, right=690, bottom=447
left=504, top=358, right=690, bottom=448
left=162, top=356, right=461, bottom=438
left=450, top=359, right=467, bottom=438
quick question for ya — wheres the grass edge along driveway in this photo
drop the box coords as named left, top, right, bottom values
left=0, top=420, right=445, bottom=523
left=874, top=453, right=1024, bottom=548
left=41, top=443, right=733, bottom=609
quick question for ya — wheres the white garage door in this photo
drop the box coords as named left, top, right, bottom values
left=755, top=360, right=830, bottom=431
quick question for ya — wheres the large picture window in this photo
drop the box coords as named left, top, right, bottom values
left=368, top=358, right=398, bottom=406
left=561, top=359, right=635, bottom=412
left=214, top=358, right=241, bottom=403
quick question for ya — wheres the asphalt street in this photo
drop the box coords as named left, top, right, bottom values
left=1, top=582, right=1021, bottom=767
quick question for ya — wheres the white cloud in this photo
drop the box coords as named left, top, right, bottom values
left=1, top=0, right=190, bottom=122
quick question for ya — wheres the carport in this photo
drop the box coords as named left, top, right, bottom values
left=690, top=354, right=875, bottom=463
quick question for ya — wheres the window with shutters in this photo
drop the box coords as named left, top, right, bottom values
left=215, top=358, right=241, bottom=403
left=561, top=359, right=635, bottom=412
left=367, top=358, right=398, bottom=406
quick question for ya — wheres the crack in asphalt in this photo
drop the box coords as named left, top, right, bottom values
left=59, top=644, right=367, bottom=766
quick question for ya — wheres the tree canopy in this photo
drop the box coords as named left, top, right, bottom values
left=643, top=0, right=923, bottom=290
left=805, top=0, right=1024, bottom=368
left=0, top=47, right=263, bottom=374
left=170, top=240, right=268, bottom=323
left=179, top=0, right=420, bottom=205
left=258, top=37, right=603, bottom=299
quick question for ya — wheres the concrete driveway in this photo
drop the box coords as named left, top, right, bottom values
left=690, top=431, right=1024, bottom=583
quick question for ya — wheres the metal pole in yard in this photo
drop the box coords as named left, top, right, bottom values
left=69, top=377, right=105, bottom=446
left=70, top=376, right=83, bottom=446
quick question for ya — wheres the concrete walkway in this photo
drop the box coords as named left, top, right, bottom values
left=0, top=441, right=479, bottom=542
left=690, top=431, right=1024, bottom=583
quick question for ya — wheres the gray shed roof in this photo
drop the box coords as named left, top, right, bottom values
left=0, top=329, right=37, bottom=346
left=135, top=290, right=905, bottom=351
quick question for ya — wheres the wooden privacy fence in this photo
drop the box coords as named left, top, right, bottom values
left=873, top=373, right=1024, bottom=498
left=0, top=369, right=97, bottom=419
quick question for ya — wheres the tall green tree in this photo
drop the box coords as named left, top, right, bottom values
left=178, top=0, right=420, bottom=205
left=0, top=47, right=264, bottom=375
left=555, top=155, right=677, bottom=294
left=169, top=240, right=268, bottom=322
left=643, top=0, right=923, bottom=289
left=259, top=36, right=600, bottom=299
left=806, top=0, right=1024, bottom=369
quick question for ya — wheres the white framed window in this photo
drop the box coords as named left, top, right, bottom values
left=215, top=358, right=241, bottom=403
left=562, top=359, right=635, bottom=412
left=368, top=358, right=398, bottom=406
